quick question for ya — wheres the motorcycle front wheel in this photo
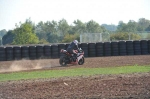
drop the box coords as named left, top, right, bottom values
left=78, top=57, right=84, bottom=65
left=59, top=56, right=67, bottom=66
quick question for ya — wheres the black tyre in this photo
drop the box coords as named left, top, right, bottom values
left=58, top=44, right=66, bottom=57
left=36, top=45, right=44, bottom=59
left=148, top=40, right=150, bottom=54
left=44, top=45, right=51, bottom=58
left=140, top=40, right=148, bottom=55
left=14, top=46, right=21, bottom=60
left=119, top=41, right=127, bottom=56
left=111, top=41, right=119, bottom=56
left=6, top=46, right=14, bottom=61
left=104, top=42, right=111, bottom=56
left=59, top=56, right=67, bottom=66
left=51, top=44, right=59, bottom=58
left=29, top=46, right=36, bottom=60
left=133, top=40, right=141, bottom=55
left=80, top=43, right=88, bottom=57
left=96, top=42, right=104, bottom=57
left=126, top=41, right=134, bottom=55
left=88, top=43, right=96, bottom=57
left=0, top=47, right=6, bottom=61
left=21, top=46, right=29, bottom=59
left=78, top=57, right=84, bottom=65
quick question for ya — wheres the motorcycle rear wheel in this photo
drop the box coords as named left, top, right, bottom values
left=59, top=56, right=67, bottom=66
left=78, top=57, right=84, bottom=65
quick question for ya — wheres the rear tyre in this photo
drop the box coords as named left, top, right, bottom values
left=78, top=57, right=84, bottom=65
left=59, top=56, right=67, bottom=66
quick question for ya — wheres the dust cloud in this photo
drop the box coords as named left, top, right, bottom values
left=0, top=61, right=41, bottom=73
left=0, top=59, right=58, bottom=73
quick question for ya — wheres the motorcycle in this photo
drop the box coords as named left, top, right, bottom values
left=59, top=48, right=84, bottom=66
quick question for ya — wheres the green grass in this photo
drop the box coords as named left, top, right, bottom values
left=0, top=65, right=150, bottom=82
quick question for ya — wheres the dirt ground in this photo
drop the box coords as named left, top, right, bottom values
left=0, top=55, right=150, bottom=99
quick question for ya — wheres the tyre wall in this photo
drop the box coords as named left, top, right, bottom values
left=43, top=45, right=51, bottom=58
left=21, top=46, right=29, bottom=59
left=0, top=40, right=150, bottom=61
left=126, top=41, right=134, bottom=55
left=0, top=47, right=6, bottom=61
left=104, top=42, right=111, bottom=56
left=96, top=42, right=104, bottom=57
left=111, top=41, right=119, bottom=56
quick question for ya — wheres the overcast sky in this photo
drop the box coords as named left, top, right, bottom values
left=0, top=0, right=150, bottom=30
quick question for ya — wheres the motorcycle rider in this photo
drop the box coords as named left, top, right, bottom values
left=67, top=40, right=79, bottom=62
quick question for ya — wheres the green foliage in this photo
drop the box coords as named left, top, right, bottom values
left=62, top=33, right=79, bottom=43
left=130, top=33, right=141, bottom=40
left=102, top=24, right=117, bottom=31
left=2, top=18, right=150, bottom=45
left=0, top=29, right=7, bottom=37
left=38, top=39, right=49, bottom=44
left=58, top=19, right=70, bottom=37
left=86, top=20, right=106, bottom=33
left=2, top=30, right=15, bottom=45
left=110, top=32, right=141, bottom=41
left=13, top=20, right=39, bottom=45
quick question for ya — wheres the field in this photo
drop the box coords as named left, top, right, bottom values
left=0, top=55, right=150, bottom=98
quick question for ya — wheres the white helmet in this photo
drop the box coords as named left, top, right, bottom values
left=73, top=40, right=78, bottom=45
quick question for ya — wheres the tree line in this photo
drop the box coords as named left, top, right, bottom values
left=0, top=18, right=150, bottom=45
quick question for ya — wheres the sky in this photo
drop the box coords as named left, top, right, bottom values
left=0, top=0, right=150, bottom=31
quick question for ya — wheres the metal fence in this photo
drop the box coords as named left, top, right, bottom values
left=80, top=32, right=150, bottom=43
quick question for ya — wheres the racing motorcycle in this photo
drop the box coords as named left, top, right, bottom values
left=59, top=48, right=84, bottom=66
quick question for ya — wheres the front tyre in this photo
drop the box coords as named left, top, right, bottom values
left=59, top=56, right=67, bottom=66
left=78, top=57, right=84, bottom=65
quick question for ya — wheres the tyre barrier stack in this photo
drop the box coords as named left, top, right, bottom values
left=133, top=40, right=141, bottom=55
left=111, top=41, right=119, bottom=56
left=58, top=44, right=66, bottom=57
left=88, top=43, right=96, bottom=57
left=140, top=40, right=148, bottom=55
left=21, top=46, right=29, bottom=59
left=126, top=41, right=134, bottom=55
left=80, top=43, right=88, bottom=57
left=36, top=45, right=44, bottom=59
left=43, top=45, right=51, bottom=58
left=51, top=45, right=59, bottom=58
left=6, top=46, right=14, bottom=61
left=119, top=41, right=127, bottom=55
left=148, top=40, right=150, bottom=54
left=0, top=40, right=150, bottom=61
left=14, top=46, right=21, bottom=60
left=104, top=42, right=111, bottom=56
left=96, top=42, right=104, bottom=57
left=0, top=47, right=6, bottom=61
left=29, top=46, right=37, bottom=60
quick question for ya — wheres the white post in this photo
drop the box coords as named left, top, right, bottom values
left=80, top=34, right=82, bottom=43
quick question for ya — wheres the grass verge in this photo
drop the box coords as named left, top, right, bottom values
left=0, top=65, right=150, bottom=82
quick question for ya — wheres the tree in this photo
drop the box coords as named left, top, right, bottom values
left=101, top=24, right=117, bottom=31
left=137, top=18, right=150, bottom=31
left=58, top=19, right=70, bottom=37
left=0, top=29, right=7, bottom=37
left=71, top=19, right=86, bottom=34
left=126, top=20, right=137, bottom=32
left=62, top=33, right=79, bottom=43
left=13, top=19, right=39, bottom=45
left=2, top=30, right=15, bottom=45
left=36, top=20, right=58, bottom=43
left=145, top=25, right=150, bottom=31
left=110, top=32, right=141, bottom=41
left=86, top=20, right=105, bottom=33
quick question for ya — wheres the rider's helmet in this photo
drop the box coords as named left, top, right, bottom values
left=73, top=40, right=78, bottom=45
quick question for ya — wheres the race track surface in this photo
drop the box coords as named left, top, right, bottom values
left=0, top=55, right=150, bottom=98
